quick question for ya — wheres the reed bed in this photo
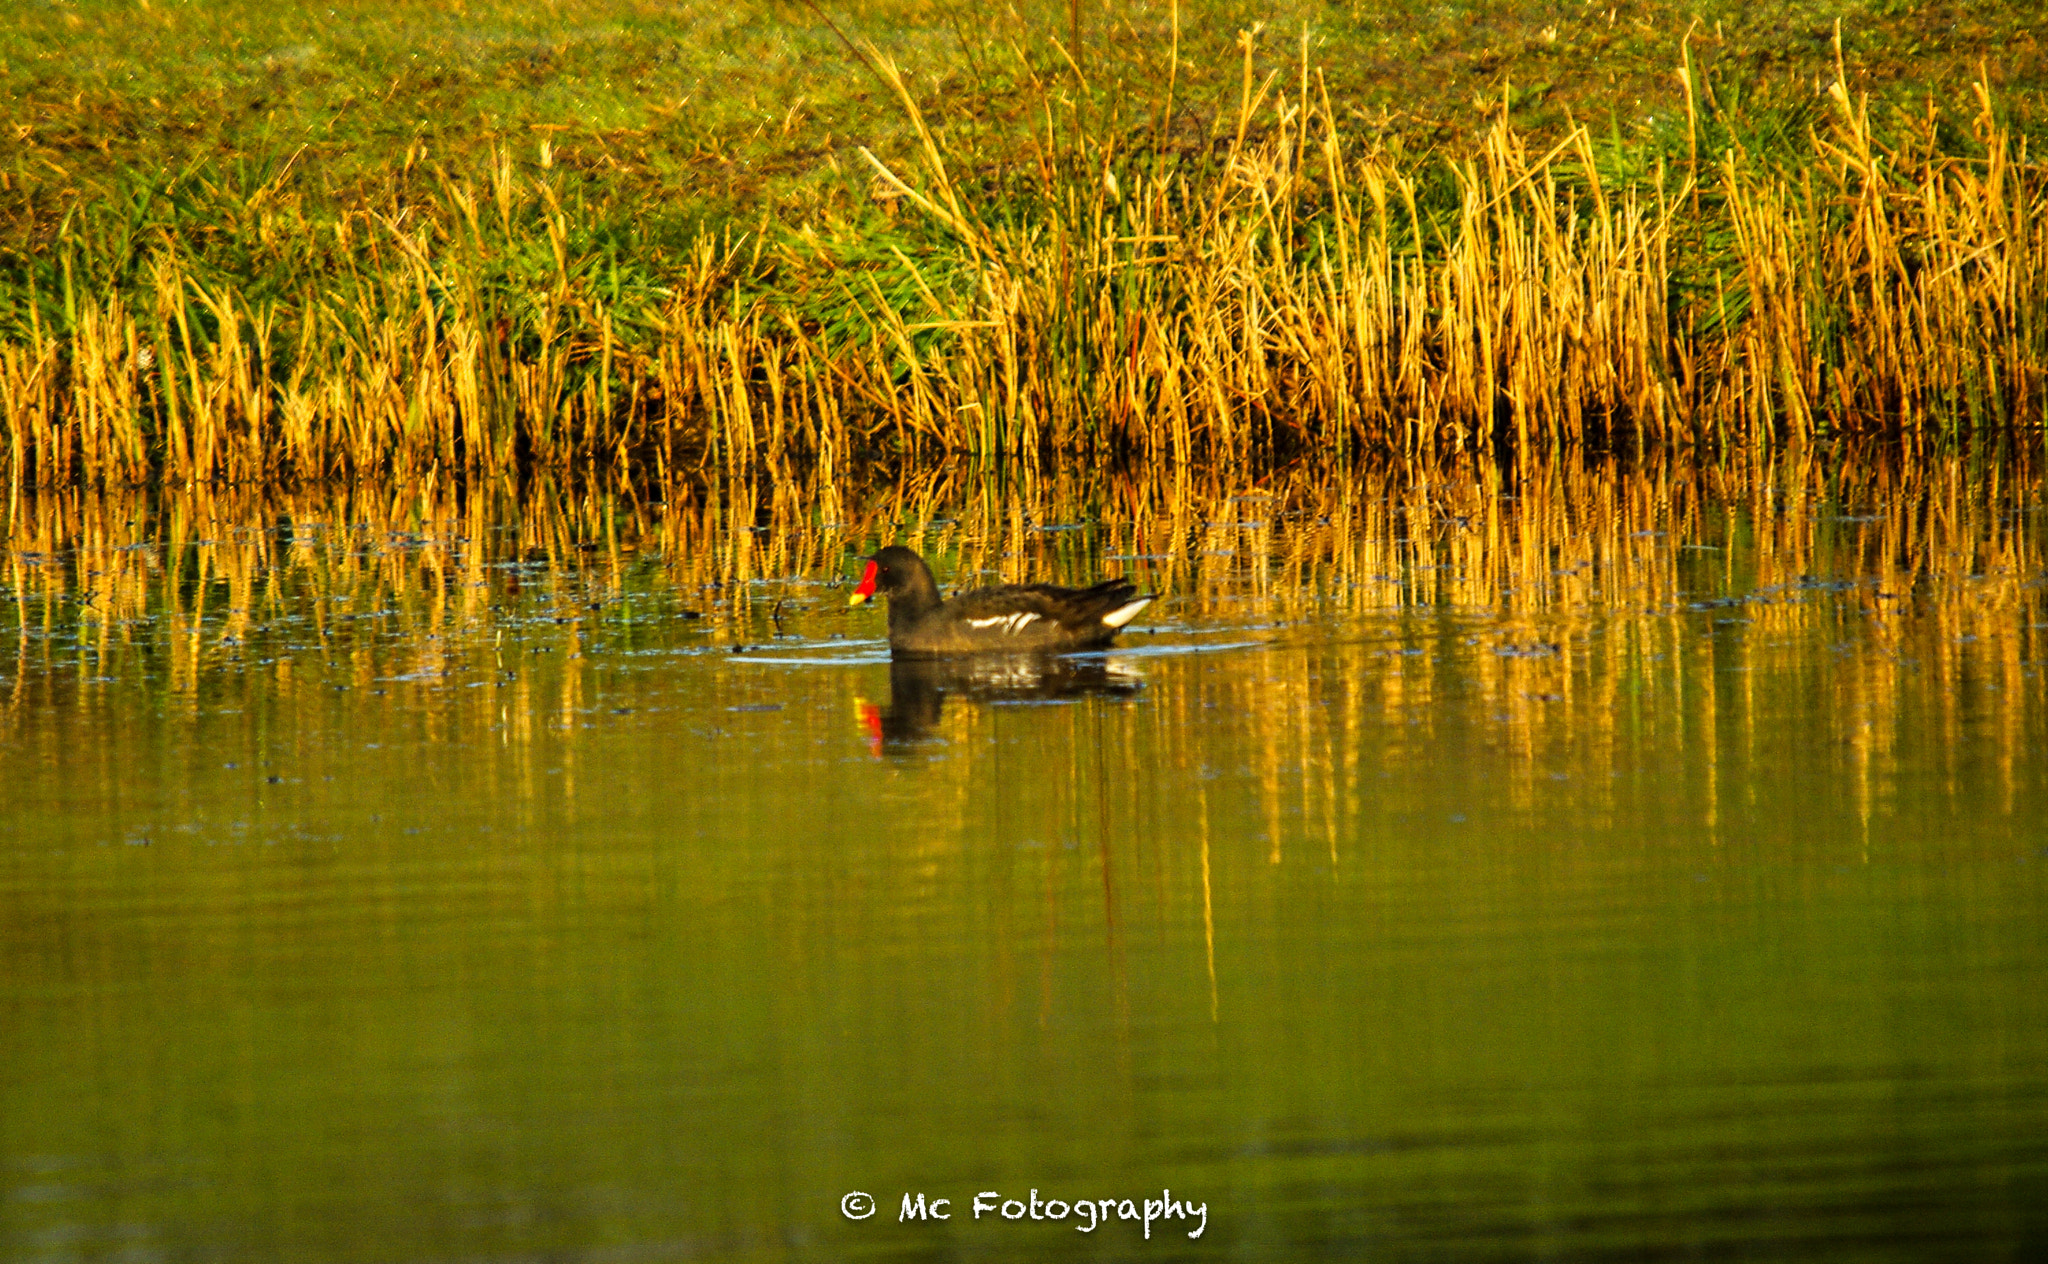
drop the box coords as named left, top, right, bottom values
left=2, top=37, right=2045, bottom=485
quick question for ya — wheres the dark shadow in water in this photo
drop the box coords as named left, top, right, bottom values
left=857, top=656, right=1141, bottom=755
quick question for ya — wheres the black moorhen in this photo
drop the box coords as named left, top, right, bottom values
left=848, top=545, right=1152, bottom=658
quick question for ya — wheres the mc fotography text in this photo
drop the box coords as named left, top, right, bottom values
left=840, top=1189, right=1209, bottom=1238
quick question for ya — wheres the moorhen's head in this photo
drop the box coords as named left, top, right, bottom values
left=847, top=546, right=936, bottom=608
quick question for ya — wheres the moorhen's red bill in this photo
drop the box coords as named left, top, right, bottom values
left=848, top=546, right=1152, bottom=658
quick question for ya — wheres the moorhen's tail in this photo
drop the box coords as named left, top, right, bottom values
left=1058, top=579, right=1151, bottom=632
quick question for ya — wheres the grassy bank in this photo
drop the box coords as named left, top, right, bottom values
left=3, top=1, right=2046, bottom=483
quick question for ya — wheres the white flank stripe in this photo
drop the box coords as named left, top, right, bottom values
left=966, top=612, right=1041, bottom=634
left=1100, top=597, right=1152, bottom=629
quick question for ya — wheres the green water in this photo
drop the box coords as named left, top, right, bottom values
left=3, top=461, right=2046, bottom=1261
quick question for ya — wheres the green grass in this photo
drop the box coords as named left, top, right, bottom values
left=8, top=6, right=2040, bottom=174
left=7, top=0, right=2042, bottom=271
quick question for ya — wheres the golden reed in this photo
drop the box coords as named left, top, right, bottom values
left=2, top=42, right=2043, bottom=486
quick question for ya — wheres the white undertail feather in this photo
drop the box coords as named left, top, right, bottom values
left=1100, top=597, right=1151, bottom=629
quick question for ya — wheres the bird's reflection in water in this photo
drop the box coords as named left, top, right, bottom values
left=856, top=656, right=1142, bottom=755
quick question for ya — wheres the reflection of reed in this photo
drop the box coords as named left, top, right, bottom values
left=8, top=448, right=2043, bottom=645
left=4, top=447, right=2042, bottom=861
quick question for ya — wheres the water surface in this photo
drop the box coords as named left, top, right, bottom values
left=4, top=450, right=2046, bottom=1261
